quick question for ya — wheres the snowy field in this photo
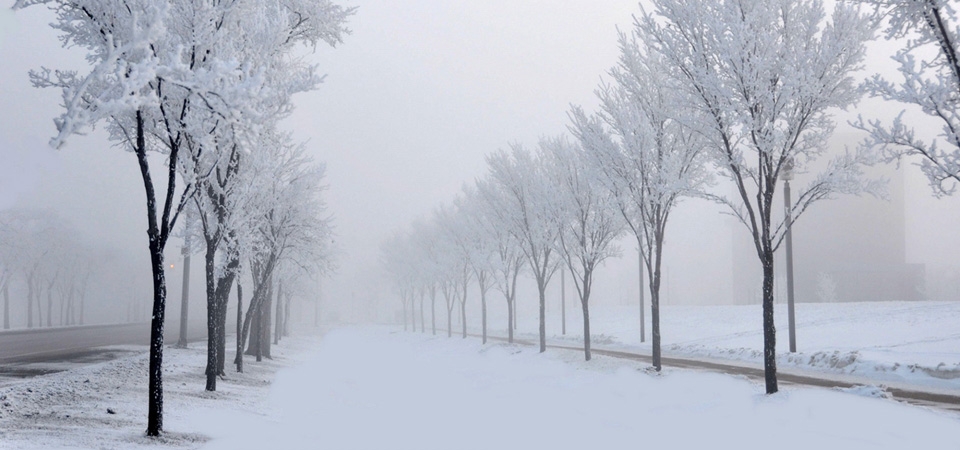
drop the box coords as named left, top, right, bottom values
left=1, top=326, right=959, bottom=449
left=480, top=300, right=960, bottom=391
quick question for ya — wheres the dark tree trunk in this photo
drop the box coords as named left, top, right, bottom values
left=580, top=270, right=593, bottom=361
left=236, top=283, right=243, bottom=373
left=561, top=269, right=566, bottom=335
left=204, top=246, right=219, bottom=391
left=247, top=303, right=261, bottom=356
left=582, top=299, right=591, bottom=361
left=135, top=108, right=183, bottom=438
left=283, top=293, right=291, bottom=337
left=274, top=278, right=283, bottom=345
left=762, top=250, right=778, bottom=394
left=537, top=279, right=546, bottom=353
left=403, top=297, right=408, bottom=332
left=419, top=292, right=425, bottom=333
left=146, top=239, right=168, bottom=436
left=651, top=273, right=662, bottom=371
left=258, top=275, right=273, bottom=360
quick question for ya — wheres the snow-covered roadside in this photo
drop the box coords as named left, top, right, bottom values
left=470, top=300, right=960, bottom=391
left=0, top=334, right=321, bottom=450
left=202, top=326, right=960, bottom=450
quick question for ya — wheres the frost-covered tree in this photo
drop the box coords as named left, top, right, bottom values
left=570, top=27, right=709, bottom=370
left=642, top=0, right=878, bottom=392
left=235, top=142, right=333, bottom=372
left=475, top=178, right=526, bottom=344
left=542, top=136, right=625, bottom=361
left=434, top=202, right=473, bottom=339
left=855, top=0, right=960, bottom=196
left=486, top=143, right=561, bottom=353
left=18, top=0, right=352, bottom=430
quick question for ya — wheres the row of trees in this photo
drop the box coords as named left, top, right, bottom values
left=0, top=209, right=96, bottom=329
left=14, top=0, right=350, bottom=436
left=383, top=0, right=960, bottom=395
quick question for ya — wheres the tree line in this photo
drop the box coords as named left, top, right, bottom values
left=381, top=0, right=960, bottom=396
left=12, top=0, right=351, bottom=437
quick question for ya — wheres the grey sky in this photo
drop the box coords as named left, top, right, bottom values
left=2, top=1, right=960, bottom=316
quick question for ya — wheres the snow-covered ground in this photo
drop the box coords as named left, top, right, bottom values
left=1, top=325, right=959, bottom=449
left=483, top=300, right=960, bottom=391
left=0, top=336, right=318, bottom=449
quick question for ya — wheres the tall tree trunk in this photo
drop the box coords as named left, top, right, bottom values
left=247, top=302, right=261, bottom=356
left=762, top=250, right=778, bottom=393
left=582, top=298, right=591, bottom=361
left=236, top=283, right=244, bottom=373
left=506, top=296, right=514, bottom=344
left=274, top=278, right=283, bottom=345
left=419, top=291, right=425, bottom=333
left=561, top=269, right=566, bottom=335
left=204, top=246, right=219, bottom=391
left=283, top=293, right=291, bottom=337
left=538, top=279, right=546, bottom=353
left=258, top=275, right=273, bottom=360
left=136, top=108, right=178, bottom=438
left=403, top=297, right=408, bottom=332
left=480, top=286, right=487, bottom=344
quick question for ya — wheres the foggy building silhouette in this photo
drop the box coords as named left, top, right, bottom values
left=731, top=162, right=925, bottom=304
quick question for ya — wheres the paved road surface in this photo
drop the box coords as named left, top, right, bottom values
left=0, top=321, right=208, bottom=379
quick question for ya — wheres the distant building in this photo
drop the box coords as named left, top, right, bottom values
left=731, top=161, right=925, bottom=304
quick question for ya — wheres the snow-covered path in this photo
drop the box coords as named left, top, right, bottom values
left=200, top=327, right=960, bottom=450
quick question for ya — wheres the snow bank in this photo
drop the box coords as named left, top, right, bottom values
left=488, top=300, right=960, bottom=391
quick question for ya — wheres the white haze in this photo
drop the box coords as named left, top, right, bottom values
left=1, top=1, right=959, bottom=327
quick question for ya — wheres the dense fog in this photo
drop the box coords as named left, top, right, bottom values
left=2, top=1, right=959, bottom=333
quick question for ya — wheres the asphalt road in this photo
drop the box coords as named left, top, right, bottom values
left=0, top=320, right=208, bottom=364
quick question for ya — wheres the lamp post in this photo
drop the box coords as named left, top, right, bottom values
left=176, top=214, right=192, bottom=349
left=783, top=158, right=797, bottom=353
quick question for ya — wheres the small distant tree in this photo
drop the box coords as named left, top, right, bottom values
left=475, top=178, right=526, bottom=343
left=855, top=0, right=960, bottom=196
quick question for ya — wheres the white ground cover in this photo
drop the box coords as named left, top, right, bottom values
left=206, top=327, right=960, bottom=449
left=1, top=326, right=959, bottom=449
left=481, top=300, right=960, bottom=391
left=0, top=336, right=317, bottom=449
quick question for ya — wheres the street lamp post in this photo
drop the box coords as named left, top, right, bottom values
left=783, top=158, right=797, bottom=353
left=176, top=218, right=192, bottom=349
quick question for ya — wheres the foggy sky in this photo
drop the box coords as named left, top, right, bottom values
left=2, top=1, right=960, bottom=322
